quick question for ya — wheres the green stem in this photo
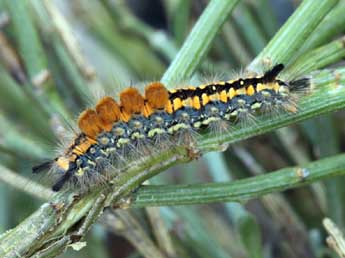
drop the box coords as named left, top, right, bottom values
left=4, top=0, right=48, bottom=83
left=205, top=152, right=263, bottom=258
left=286, top=37, right=345, bottom=78
left=128, top=153, right=345, bottom=207
left=161, top=0, right=240, bottom=85
left=248, top=0, right=339, bottom=71
left=300, top=1, right=345, bottom=53
left=232, top=2, right=267, bottom=55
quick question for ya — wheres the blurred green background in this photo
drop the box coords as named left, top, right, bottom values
left=0, top=0, right=345, bottom=257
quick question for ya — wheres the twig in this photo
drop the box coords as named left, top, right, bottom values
left=323, top=218, right=345, bottom=258
left=126, top=152, right=345, bottom=207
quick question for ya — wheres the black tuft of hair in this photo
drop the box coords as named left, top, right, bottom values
left=289, top=78, right=311, bottom=91
left=263, top=64, right=285, bottom=82
left=32, top=160, right=54, bottom=174
left=52, top=163, right=76, bottom=191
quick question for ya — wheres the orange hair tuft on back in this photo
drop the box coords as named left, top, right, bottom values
left=120, top=88, right=145, bottom=115
left=96, top=96, right=121, bottom=131
left=145, top=82, right=169, bottom=110
left=78, top=109, right=103, bottom=138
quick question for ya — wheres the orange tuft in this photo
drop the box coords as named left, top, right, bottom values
left=143, top=104, right=154, bottom=117
left=78, top=109, right=103, bottom=138
left=96, top=96, right=121, bottom=131
left=73, top=137, right=95, bottom=155
left=165, top=100, right=173, bottom=114
left=144, top=82, right=169, bottom=110
left=120, top=88, right=145, bottom=115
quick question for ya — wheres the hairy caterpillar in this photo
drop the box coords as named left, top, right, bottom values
left=33, top=64, right=310, bottom=191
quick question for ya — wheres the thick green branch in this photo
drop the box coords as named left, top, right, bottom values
left=128, top=153, right=345, bottom=207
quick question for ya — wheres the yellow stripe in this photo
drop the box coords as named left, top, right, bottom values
left=246, top=85, right=255, bottom=95
left=236, top=88, right=246, bottom=95
left=273, top=82, right=280, bottom=92
left=209, top=93, right=219, bottom=101
left=173, top=98, right=183, bottom=110
left=182, top=97, right=192, bottom=107
left=192, top=96, right=201, bottom=109
left=220, top=90, right=227, bottom=102
left=202, top=93, right=209, bottom=106
left=228, top=88, right=236, bottom=99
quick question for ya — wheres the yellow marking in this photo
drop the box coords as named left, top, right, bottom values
left=256, top=83, right=264, bottom=91
left=257, top=83, right=275, bottom=92
left=188, top=86, right=196, bottom=90
left=217, top=81, right=226, bottom=86
left=273, top=82, right=280, bottom=92
left=117, top=138, right=130, bottom=148
left=169, top=89, right=177, bottom=94
left=173, top=98, right=183, bottom=111
left=237, top=99, right=246, bottom=106
left=74, top=138, right=94, bottom=156
left=199, top=84, right=206, bottom=89
left=209, top=93, right=219, bottom=101
left=236, top=88, right=246, bottom=95
left=247, top=85, right=255, bottom=96
left=220, top=90, right=227, bottom=102
left=113, top=127, right=125, bottom=136
left=72, top=148, right=83, bottom=156
left=165, top=100, right=173, bottom=114
left=100, top=137, right=109, bottom=145
left=131, top=132, right=145, bottom=139
left=182, top=97, right=192, bottom=107
left=106, top=147, right=116, bottom=154
left=76, top=168, right=85, bottom=177
left=251, top=102, right=262, bottom=110
left=193, top=121, right=201, bottom=128
left=229, top=88, right=236, bottom=99
left=240, top=80, right=244, bottom=85
left=262, top=91, right=271, bottom=98
left=227, top=80, right=235, bottom=84
left=87, top=160, right=96, bottom=166
left=172, top=123, right=189, bottom=132
left=230, top=110, right=238, bottom=117
left=202, top=93, right=209, bottom=106
left=202, top=117, right=220, bottom=125
left=192, top=96, right=201, bottom=109
left=56, top=157, right=70, bottom=171
left=148, top=128, right=165, bottom=138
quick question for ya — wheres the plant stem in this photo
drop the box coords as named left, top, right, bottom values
left=3, top=0, right=48, bottom=84
left=248, top=0, right=339, bottom=71
left=128, top=153, right=345, bottom=207
left=161, top=0, right=240, bottom=85
left=286, top=36, right=345, bottom=78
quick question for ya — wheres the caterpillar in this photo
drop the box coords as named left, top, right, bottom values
left=33, top=64, right=310, bottom=191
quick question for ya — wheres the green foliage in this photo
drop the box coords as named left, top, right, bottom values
left=0, top=0, right=345, bottom=258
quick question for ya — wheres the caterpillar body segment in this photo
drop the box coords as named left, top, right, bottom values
left=33, top=64, right=311, bottom=191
